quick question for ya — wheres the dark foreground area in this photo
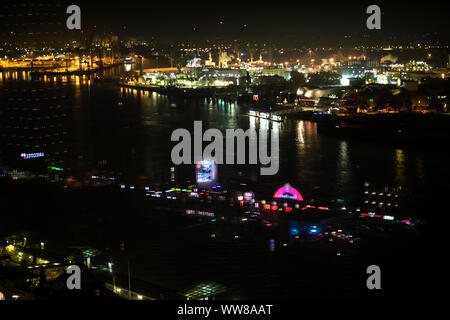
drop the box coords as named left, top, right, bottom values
left=0, top=179, right=436, bottom=300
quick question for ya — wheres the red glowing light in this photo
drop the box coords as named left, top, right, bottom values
left=273, top=184, right=304, bottom=201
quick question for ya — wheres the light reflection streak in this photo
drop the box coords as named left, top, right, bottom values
left=298, top=121, right=305, bottom=144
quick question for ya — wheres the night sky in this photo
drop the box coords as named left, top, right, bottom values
left=76, top=0, right=450, bottom=43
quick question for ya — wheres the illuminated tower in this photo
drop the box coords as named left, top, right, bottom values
left=0, top=1, right=72, bottom=179
left=0, top=77, right=70, bottom=179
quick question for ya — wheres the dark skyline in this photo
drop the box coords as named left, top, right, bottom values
left=76, top=0, right=450, bottom=44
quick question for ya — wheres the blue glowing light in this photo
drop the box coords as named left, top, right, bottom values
left=308, top=225, right=320, bottom=235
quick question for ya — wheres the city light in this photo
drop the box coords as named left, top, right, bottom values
left=273, top=184, right=304, bottom=201
left=0, top=0, right=442, bottom=307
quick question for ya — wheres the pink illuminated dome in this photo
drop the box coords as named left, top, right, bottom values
left=273, top=184, right=304, bottom=201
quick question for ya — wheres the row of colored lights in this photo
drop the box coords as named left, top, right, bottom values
left=358, top=212, right=411, bottom=225
left=120, top=185, right=193, bottom=193
left=250, top=201, right=330, bottom=213
left=250, top=200, right=412, bottom=225
left=119, top=184, right=412, bottom=226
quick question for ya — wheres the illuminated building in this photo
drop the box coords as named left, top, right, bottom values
left=0, top=0, right=72, bottom=178
left=204, top=52, right=215, bottom=67
left=273, top=184, right=304, bottom=201
left=248, top=68, right=291, bottom=81
left=405, top=61, right=431, bottom=72
left=140, top=67, right=247, bottom=89
left=0, top=76, right=69, bottom=179
left=363, top=182, right=401, bottom=212
left=218, top=51, right=231, bottom=68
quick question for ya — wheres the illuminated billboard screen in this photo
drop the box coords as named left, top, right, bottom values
left=196, top=160, right=215, bottom=184
left=20, top=152, right=44, bottom=159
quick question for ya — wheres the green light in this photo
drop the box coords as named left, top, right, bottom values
left=369, top=98, right=374, bottom=102
left=48, top=166, right=63, bottom=171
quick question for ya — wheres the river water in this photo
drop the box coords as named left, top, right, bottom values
left=1, top=65, right=448, bottom=221
left=0, top=65, right=443, bottom=299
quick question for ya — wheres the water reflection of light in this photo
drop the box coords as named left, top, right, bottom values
left=394, top=149, right=406, bottom=185
left=230, top=101, right=236, bottom=116
left=297, top=121, right=305, bottom=144
left=336, top=140, right=350, bottom=191
left=339, top=140, right=348, bottom=168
